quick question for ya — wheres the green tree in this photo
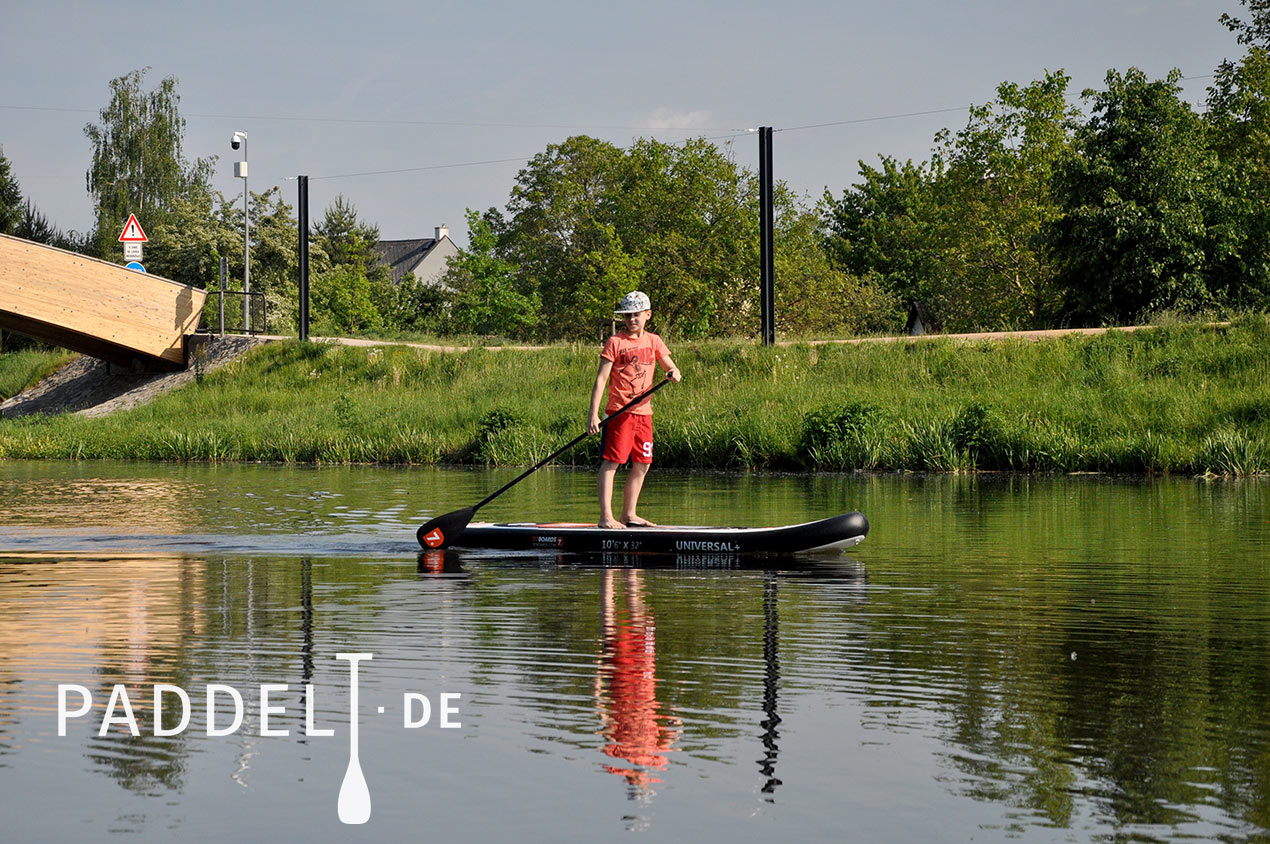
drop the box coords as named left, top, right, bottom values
left=313, top=195, right=387, bottom=280
left=501, top=134, right=880, bottom=340
left=248, top=188, right=302, bottom=332
left=821, top=156, right=942, bottom=307
left=441, top=208, right=540, bottom=337
left=377, top=274, right=449, bottom=335
left=1205, top=0, right=1270, bottom=308
left=311, top=194, right=404, bottom=333
left=146, top=184, right=238, bottom=289
left=1048, top=68, right=1217, bottom=324
left=611, top=137, right=757, bottom=337
left=776, top=203, right=901, bottom=336
left=311, top=265, right=382, bottom=335
left=16, top=201, right=66, bottom=246
left=931, top=71, right=1078, bottom=327
left=83, top=68, right=213, bottom=258
left=0, top=152, right=21, bottom=235
left=569, top=221, right=645, bottom=337
left=500, top=136, right=626, bottom=338
left=822, top=72, right=1078, bottom=331
left=147, top=185, right=300, bottom=334
left=0, top=151, right=77, bottom=248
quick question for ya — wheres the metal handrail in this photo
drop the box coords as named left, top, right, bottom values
left=198, top=290, right=266, bottom=336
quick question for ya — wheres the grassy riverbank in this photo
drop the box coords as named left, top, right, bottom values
left=1, top=316, right=1268, bottom=475
left=0, top=348, right=76, bottom=401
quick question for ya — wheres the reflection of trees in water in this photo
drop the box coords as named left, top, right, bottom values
left=0, top=479, right=197, bottom=533
left=479, top=528, right=1265, bottom=836
left=851, top=559, right=1270, bottom=835
left=811, top=472, right=1270, bottom=834
left=473, top=559, right=871, bottom=815
left=0, top=553, right=204, bottom=793
left=1056, top=621, right=1270, bottom=832
left=84, top=733, right=190, bottom=795
left=21, top=525, right=1252, bottom=835
left=0, top=551, right=385, bottom=799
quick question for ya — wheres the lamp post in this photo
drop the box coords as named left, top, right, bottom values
left=231, top=131, right=250, bottom=332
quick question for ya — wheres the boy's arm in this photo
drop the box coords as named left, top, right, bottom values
left=587, top=358, right=614, bottom=434
left=658, top=353, right=682, bottom=382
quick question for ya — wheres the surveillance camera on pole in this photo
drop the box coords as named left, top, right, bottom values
left=231, top=131, right=250, bottom=331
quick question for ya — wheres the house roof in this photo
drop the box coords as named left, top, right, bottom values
left=375, top=238, right=440, bottom=285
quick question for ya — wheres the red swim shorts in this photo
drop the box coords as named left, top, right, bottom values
left=602, top=413, right=653, bottom=464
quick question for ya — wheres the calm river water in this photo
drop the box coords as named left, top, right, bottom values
left=0, top=461, right=1267, bottom=842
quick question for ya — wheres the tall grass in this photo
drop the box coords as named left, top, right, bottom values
left=0, top=348, right=76, bottom=400
left=0, top=316, right=1267, bottom=475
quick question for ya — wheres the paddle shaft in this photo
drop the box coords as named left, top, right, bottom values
left=470, top=376, right=671, bottom=513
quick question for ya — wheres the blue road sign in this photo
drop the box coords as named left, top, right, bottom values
left=125, top=261, right=146, bottom=273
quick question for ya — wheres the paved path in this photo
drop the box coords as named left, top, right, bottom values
left=816, top=325, right=1149, bottom=345
left=256, top=335, right=542, bottom=352
left=260, top=324, right=1154, bottom=352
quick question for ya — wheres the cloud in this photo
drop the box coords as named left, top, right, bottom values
left=641, top=108, right=715, bottom=131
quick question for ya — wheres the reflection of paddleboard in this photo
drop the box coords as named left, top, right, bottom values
left=447, top=512, right=868, bottom=555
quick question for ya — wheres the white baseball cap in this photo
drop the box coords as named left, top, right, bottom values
left=615, top=291, right=651, bottom=313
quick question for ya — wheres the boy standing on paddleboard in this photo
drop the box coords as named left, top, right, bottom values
left=588, top=291, right=681, bottom=529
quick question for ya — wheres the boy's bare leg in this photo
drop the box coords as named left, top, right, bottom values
left=620, top=461, right=656, bottom=526
left=597, top=460, right=625, bottom=529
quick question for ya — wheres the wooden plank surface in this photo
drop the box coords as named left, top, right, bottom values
left=0, top=234, right=206, bottom=365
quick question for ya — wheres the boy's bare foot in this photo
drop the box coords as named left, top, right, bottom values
left=624, top=516, right=657, bottom=527
left=599, top=517, right=626, bottom=529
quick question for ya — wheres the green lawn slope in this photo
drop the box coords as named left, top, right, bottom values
left=0, top=316, right=1267, bottom=476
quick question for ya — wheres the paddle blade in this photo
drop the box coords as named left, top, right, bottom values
left=417, top=506, right=476, bottom=550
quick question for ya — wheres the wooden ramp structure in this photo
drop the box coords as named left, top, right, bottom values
left=0, top=234, right=206, bottom=370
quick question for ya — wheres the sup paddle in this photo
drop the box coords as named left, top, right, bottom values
left=417, top=376, right=673, bottom=549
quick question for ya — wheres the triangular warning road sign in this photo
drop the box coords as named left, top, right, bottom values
left=118, top=214, right=148, bottom=243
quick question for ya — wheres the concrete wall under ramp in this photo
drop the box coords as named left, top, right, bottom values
left=0, top=234, right=207, bottom=370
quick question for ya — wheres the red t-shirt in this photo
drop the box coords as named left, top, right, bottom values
left=601, top=331, right=670, bottom=415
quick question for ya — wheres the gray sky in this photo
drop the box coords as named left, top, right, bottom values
left=0, top=0, right=1244, bottom=247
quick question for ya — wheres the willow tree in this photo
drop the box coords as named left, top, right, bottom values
left=83, top=68, right=213, bottom=257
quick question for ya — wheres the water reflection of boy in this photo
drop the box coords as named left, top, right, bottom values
left=595, top=569, right=681, bottom=792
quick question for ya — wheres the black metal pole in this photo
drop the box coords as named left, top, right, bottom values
left=297, top=175, right=310, bottom=342
left=218, top=256, right=227, bottom=337
left=759, top=127, right=775, bottom=346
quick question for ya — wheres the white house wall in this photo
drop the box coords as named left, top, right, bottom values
left=413, top=237, right=460, bottom=287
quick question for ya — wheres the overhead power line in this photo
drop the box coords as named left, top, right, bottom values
left=308, top=131, right=760, bottom=181
left=309, top=155, right=534, bottom=181
left=0, top=103, right=739, bottom=133
left=5, top=71, right=1222, bottom=183
left=0, top=70, right=1218, bottom=134
left=778, top=106, right=973, bottom=134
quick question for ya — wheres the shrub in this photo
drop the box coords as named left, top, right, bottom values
left=1195, top=430, right=1266, bottom=477
left=798, top=401, right=887, bottom=469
